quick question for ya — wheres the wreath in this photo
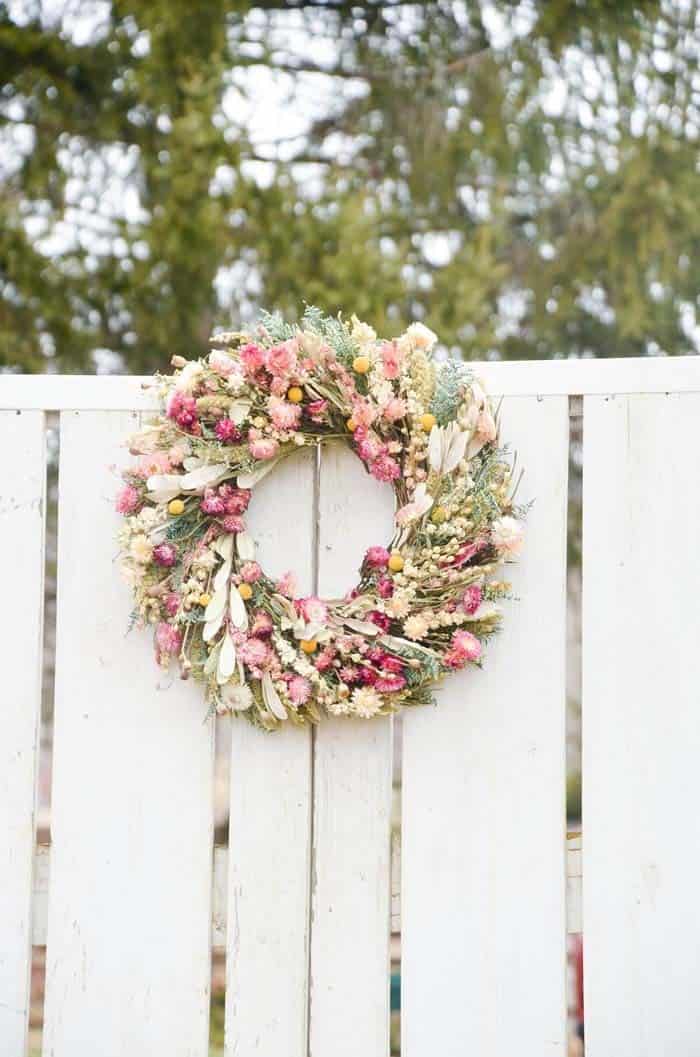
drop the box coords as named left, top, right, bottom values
left=115, top=308, right=524, bottom=729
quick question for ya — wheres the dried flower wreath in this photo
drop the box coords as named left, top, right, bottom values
left=116, top=309, right=525, bottom=728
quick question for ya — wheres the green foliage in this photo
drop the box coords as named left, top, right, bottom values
left=1, top=1, right=698, bottom=372
left=431, top=360, right=474, bottom=425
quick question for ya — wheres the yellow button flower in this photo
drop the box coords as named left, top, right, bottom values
left=300, top=639, right=318, bottom=654
left=168, top=499, right=185, bottom=516
left=352, top=355, right=370, bottom=374
left=238, top=583, right=253, bottom=601
left=419, top=413, right=436, bottom=432
left=287, top=386, right=303, bottom=403
left=388, top=552, right=404, bottom=572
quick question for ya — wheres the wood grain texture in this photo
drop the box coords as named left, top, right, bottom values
left=224, top=450, right=314, bottom=1057
left=401, top=396, right=570, bottom=1057
left=582, top=394, right=700, bottom=1056
left=42, top=411, right=215, bottom=1057
left=0, top=411, right=45, bottom=1056
left=308, top=445, right=394, bottom=1057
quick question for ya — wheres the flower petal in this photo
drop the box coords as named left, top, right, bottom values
left=229, top=583, right=248, bottom=630
left=262, top=671, right=288, bottom=720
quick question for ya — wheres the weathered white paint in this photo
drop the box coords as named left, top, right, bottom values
left=42, top=412, right=215, bottom=1057
left=582, top=393, right=700, bottom=1056
left=308, top=445, right=394, bottom=1057
left=401, top=396, right=569, bottom=1057
left=2, top=355, right=700, bottom=411
left=32, top=832, right=585, bottom=947
left=0, top=411, right=45, bottom=1056
left=224, top=450, right=314, bottom=1057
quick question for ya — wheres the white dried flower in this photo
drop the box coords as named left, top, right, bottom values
left=174, top=360, right=204, bottom=393
left=350, top=686, right=383, bottom=719
left=384, top=592, right=411, bottom=619
left=350, top=316, right=377, bottom=348
left=403, top=614, right=430, bottom=641
left=130, top=534, right=153, bottom=565
left=491, top=516, right=524, bottom=556
left=220, top=683, right=254, bottom=712
left=405, top=322, right=437, bottom=351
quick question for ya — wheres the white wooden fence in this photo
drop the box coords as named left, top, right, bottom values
left=2, top=356, right=700, bottom=1057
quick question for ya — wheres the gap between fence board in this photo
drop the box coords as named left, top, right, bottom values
left=31, top=834, right=583, bottom=946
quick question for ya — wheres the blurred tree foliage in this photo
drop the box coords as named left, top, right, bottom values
left=1, top=0, right=698, bottom=372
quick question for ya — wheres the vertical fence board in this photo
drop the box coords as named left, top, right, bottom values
left=309, top=446, right=394, bottom=1057
left=583, top=393, right=700, bottom=1055
left=0, top=411, right=45, bottom=1056
left=225, top=451, right=314, bottom=1057
left=402, top=396, right=569, bottom=1057
left=43, top=411, right=215, bottom=1057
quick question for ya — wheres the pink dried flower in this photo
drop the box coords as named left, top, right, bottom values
left=201, top=489, right=227, bottom=516
left=248, top=436, right=279, bottom=461
left=155, top=622, right=182, bottom=664
left=365, top=545, right=390, bottom=569
left=382, top=397, right=407, bottom=422
left=267, top=340, right=298, bottom=377
left=165, top=592, right=181, bottom=617
left=240, top=343, right=267, bottom=374
left=115, top=484, right=141, bottom=515
left=208, top=350, right=238, bottom=376
left=238, top=636, right=272, bottom=668
left=153, top=542, right=178, bottom=567
left=339, top=665, right=360, bottom=683
left=314, top=645, right=336, bottom=672
left=166, top=391, right=199, bottom=433
left=377, top=575, right=394, bottom=599
left=250, top=610, right=273, bottom=637
left=276, top=571, right=297, bottom=598
left=168, top=444, right=187, bottom=466
left=135, top=451, right=172, bottom=478
left=240, top=561, right=262, bottom=583
left=381, top=341, right=405, bottom=380
left=351, top=399, right=377, bottom=428
left=380, top=655, right=405, bottom=674
left=370, top=454, right=401, bottom=483
left=375, top=673, right=406, bottom=693
left=452, top=538, right=487, bottom=568
left=287, top=675, right=311, bottom=706
left=222, top=486, right=251, bottom=514
left=306, top=399, right=328, bottom=422
left=355, top=428, right=385, bottom=463
left=221, top=514, right=245, bottom=533
left=447, top=629, right=482, bottom=666
left=268, top=395, right=302, bottom=431
left=358, top=666, right=378, bottom=685
left=215, top=418, right=242, bottom=443
left=368, top=610, right=391, bottom=632
left=461, top=585, right=483, bottom=615
left=297, top=596, right=328, bottom=625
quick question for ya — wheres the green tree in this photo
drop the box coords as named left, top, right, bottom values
left=1, top=0, right=698, bottom=372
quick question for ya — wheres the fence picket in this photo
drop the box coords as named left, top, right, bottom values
left=308, top=445, right=394, bottom=1057
left=582, top=393, right=700, bottom=1055
left=224, top=451, right=314, bottom=1057
left=401, top=395, right=569, bottom=1056
left=0, top=411, right=45, bottom=1056
left=42, top=411, right=215, bottom=1057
